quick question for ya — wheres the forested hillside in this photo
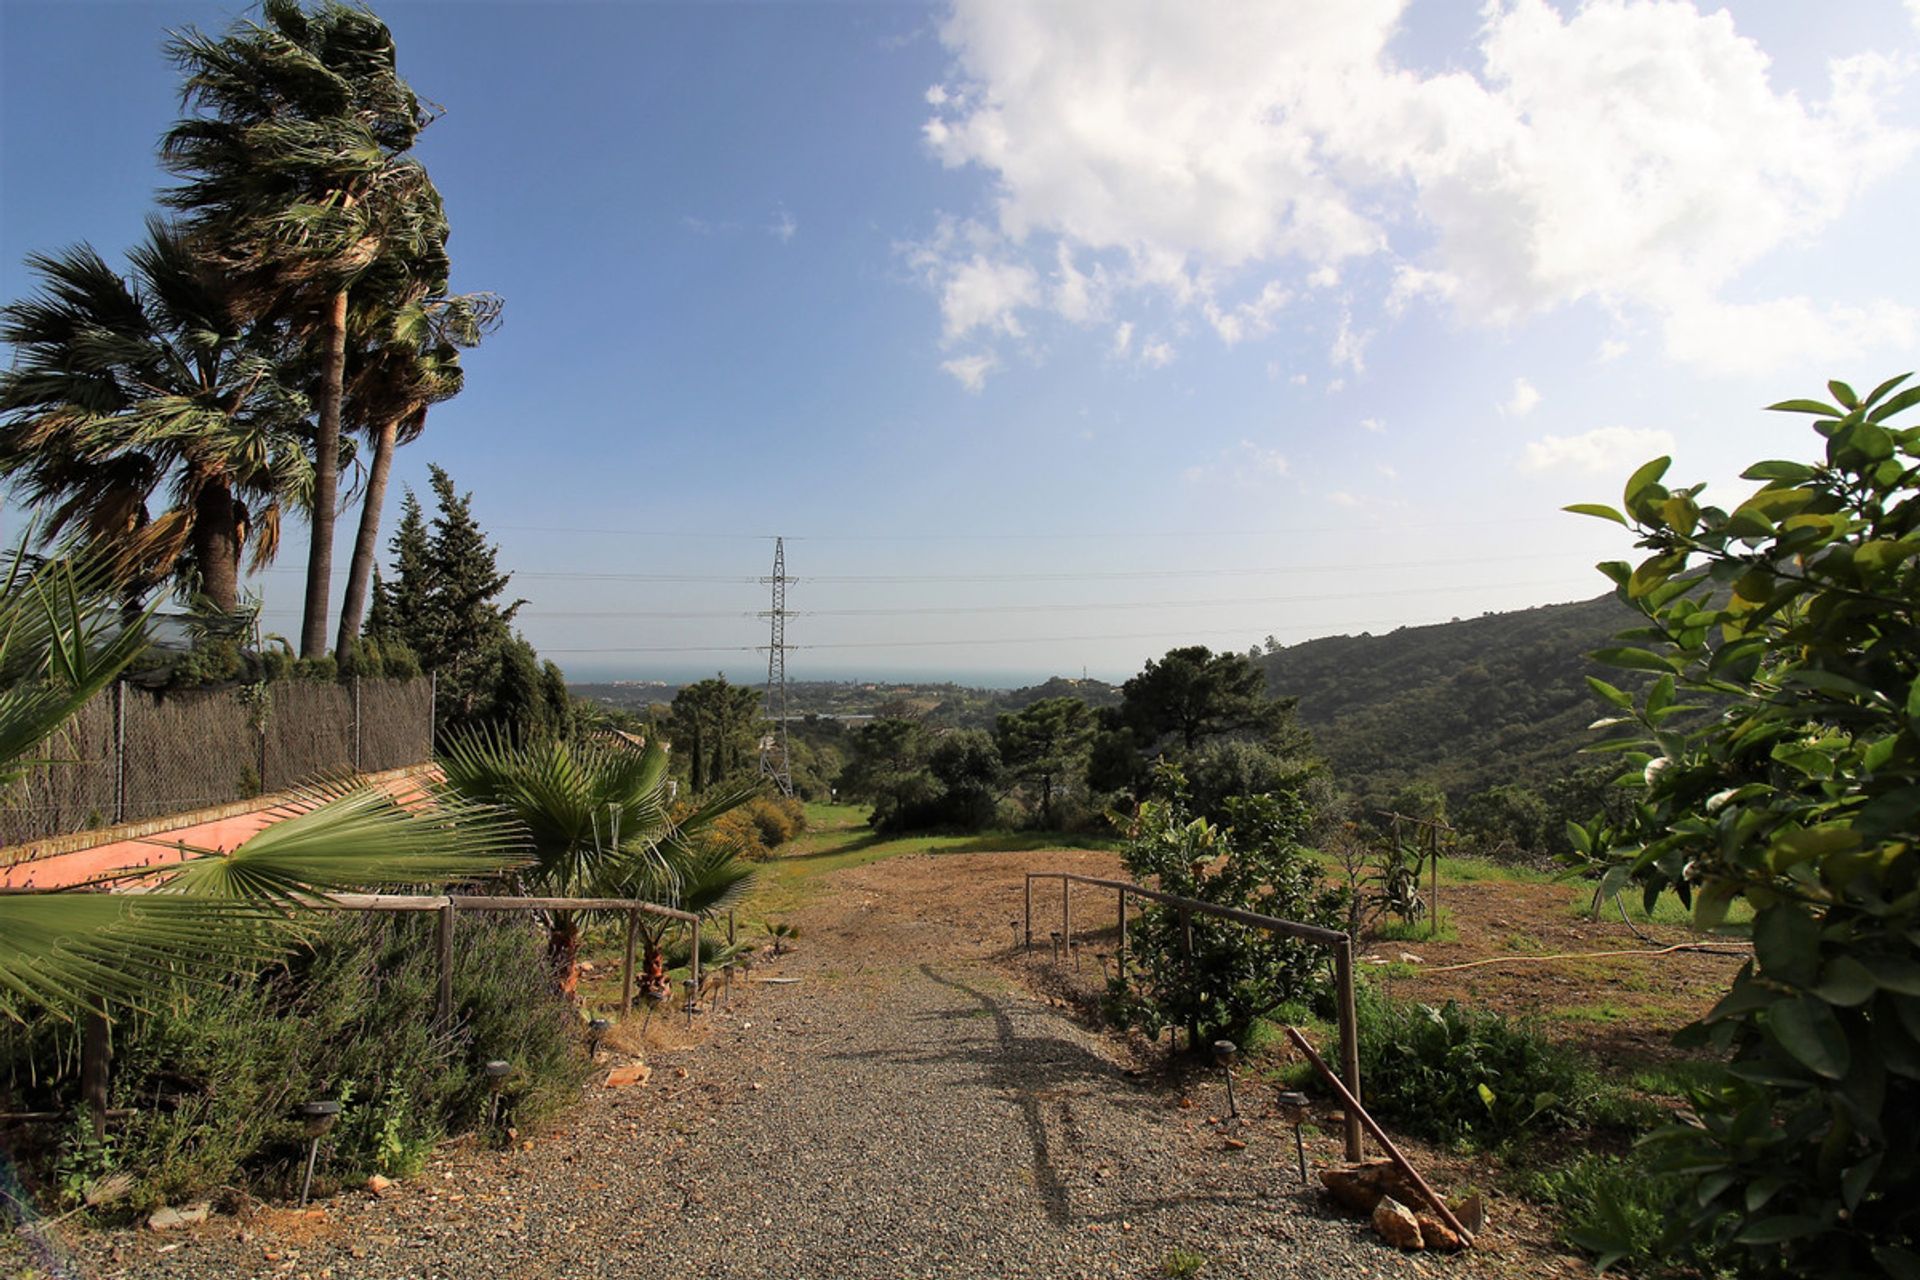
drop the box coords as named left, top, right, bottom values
left=1257, top=593, right=1636, bottom=811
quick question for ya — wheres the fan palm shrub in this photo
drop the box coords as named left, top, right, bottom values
left=437, top=730, right=757, bottom=997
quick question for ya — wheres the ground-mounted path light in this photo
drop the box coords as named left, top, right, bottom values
left=485, top=1060, right=513, bottom=1132
left=1049, top=930, right=1063, bottom=966
left=1009, top=919, right=1021, bottom=953
left=682, top=977, right=698, bottom=1027
left=298, top=1100, right=341, bottom=1206
left=588, top=1018, right=611, bottom=1058
left=1094, top=951, right=1111, bottom=984
left=722, top=963, right=736, bottom=1008
left=1213, top=1041, right=1240, bottom=1121
left=1276, top=1090, right=1311, bottom=1185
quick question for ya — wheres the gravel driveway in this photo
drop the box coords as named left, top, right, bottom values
left=43, top=851, right=1431, bottom=1280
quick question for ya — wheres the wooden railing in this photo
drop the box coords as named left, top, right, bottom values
left=1023, top=870, right=1364, bottom=1161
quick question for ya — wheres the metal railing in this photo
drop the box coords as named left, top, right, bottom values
left=1023, top=870, right=1364, bottom=1161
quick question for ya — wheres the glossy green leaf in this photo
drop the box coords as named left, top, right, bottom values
left=1828, top=380, right=1859, bottom=409
left=1768, top=995, right=1850, bottom=1079
left=1622, top=456, right=1671, bottom=506
left=1867, top=385, right=1920, bottom=423
left=1741, top=459, right=1817, bottom=482
left=1564, top=502, right=1629, bottom=526
left=1591, top=647, right=1675, bottom=674
left=1768, top=398, right=1844, bottom=417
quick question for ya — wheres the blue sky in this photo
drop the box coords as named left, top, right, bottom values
left=5, top=1, right=1920, bottom=685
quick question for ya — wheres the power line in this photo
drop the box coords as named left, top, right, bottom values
left=491, top=515, right=1567, bottom=543
left=251, top=550, right=1577, bottom=587
left=257, top=576, right=1592, bottom=623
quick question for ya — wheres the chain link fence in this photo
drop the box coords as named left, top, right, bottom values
left=0, top=677, right=435, bottom=847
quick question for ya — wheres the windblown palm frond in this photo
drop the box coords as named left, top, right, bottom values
left=0, top=893, right=287, bottom=1022
left=0, top=542, right=151, bottom=785
left=141, top=782, right=529, bottom=905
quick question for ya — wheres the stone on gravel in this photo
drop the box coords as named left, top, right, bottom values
left=146, top=1203, right=210, bottom=1232
left=1372, top=1198, right=1424, bottom=1250
left=1320, top=1159, right=1422, bottom=1214
left=1452, top=1191, right=1488, bottom=1235
left=604, top=1065, right=651, bottom=1088
left=1416, top=1212, right=1463, bottom=1252
left=367, top=1175, right=397, bottom=1197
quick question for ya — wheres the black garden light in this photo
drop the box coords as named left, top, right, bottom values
left=1213, top=1040, right=1240, bottom=1121
left=682, top=977, right=698, bottom=1027
left=1009, top=918, right=1021, bottom=953
left=722, top=963, right=736, bottom=1008
left=588, top=1017, right=611, bottom=1057
left=1276, top=1090, right=1311, bottom=1185
left=1049, top=930, right=1063, bottom=965
left=298, top=1100, right=341, bottom=1206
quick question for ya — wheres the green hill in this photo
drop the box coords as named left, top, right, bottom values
left=1256, top=593, right=1638, bottom=809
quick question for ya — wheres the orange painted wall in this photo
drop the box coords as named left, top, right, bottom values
left=0, top=768, right=439, bottom=890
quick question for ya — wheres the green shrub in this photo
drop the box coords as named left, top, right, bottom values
left=746, top=794, right=806, bottom=849
left=1, top=913, right=588, bottom=1211
left=1352, top=987, right=1596, bottom=1147
left=1517, top=1151, right=1728, bottom=1276
left=1102, top=778, right=1345, bottom=1046
left=292, top=655, right=337, bottom=682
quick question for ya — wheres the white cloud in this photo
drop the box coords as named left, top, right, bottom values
left=925, top=84, right=950, bottom=107
left=768, top=207, right=798, bottom=244
left=1187, top=440, right=1290, bottom=487
left=1140, top=339, right=1176, bottom=368
left=1109, top=321, right=1134, bottom=358
left=1659, top=293, right=1919, bottom=377
left=938, top=254, right=1039, bottom=342
left=917, top=0, right=1916, bottom=375
left=1206, top=280, right=1293, bottom=344
left=1328, top=490, right=1363, bottom=508
left=1597, top=338, right=1630, bottom=362
left=1502, top=377, right=1542, bottom=418
left=1520, top=425, right=1675, bottom=474
left=1377, top=463, right=1398, bottom=480
left=1289, top=372, right=1309, bottom=387
left=1359, top=416, right=1386, bottom=434
left=1329, top=307, right=1370, bottom=373
left=941, top=353, right=999, bottom=392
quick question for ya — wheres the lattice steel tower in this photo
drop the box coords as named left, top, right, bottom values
left=758, top=537, right=794, bottom=796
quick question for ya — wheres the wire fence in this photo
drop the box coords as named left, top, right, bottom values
left=0, top=677, right=434, bottom=847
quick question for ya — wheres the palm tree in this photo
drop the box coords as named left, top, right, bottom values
left=334, top=225, right=498, bottom=656
left=0, top=221, right=310, bottom=612
left=437, top=730, right=756, bottom=996
left=162, top=0, right=440, bottom=657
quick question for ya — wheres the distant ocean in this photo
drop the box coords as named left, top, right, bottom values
left=564, top=664, right=1101, bottom=691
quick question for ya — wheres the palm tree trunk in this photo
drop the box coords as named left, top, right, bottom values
left=334, top=415, right=400, bottom=657
left=300, top=287, right=349, bottom=659
left=191, top=479, right=242, bottom=614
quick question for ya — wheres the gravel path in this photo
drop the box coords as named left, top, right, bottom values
left=45, top=852, right=1435, bottom=1280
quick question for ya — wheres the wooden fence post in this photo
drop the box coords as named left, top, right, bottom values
left=111, top=681, right=127, bottom=824
left=351, top=676, right=363, bottom=773
left=1335, top=936, right=1364, bottom=1161
left=690, top=919, right=702, bottom=1010
left=1023, top=876, right=1033, bottom=951
left=436, top=902, right=456, bottom=1026
left=1180, top=905, right=1197, bottom=1051
left=621, top=908, right=639, bottom=1016
left=80, top=1009, right=110, bottom=1143
left=1062, top=877, right=1072, bottom=955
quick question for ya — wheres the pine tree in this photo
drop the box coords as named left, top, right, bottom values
left=419, top=465, right=524, bottom=733
left=366, top=487, right=434, bottom=648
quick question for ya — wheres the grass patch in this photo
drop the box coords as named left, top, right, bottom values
left=1434, top=855, right=1561, bottom=885
left=1163, top=1247, right=1210, bottom=1277
left=1628, top=1058, right=1727, bottom=1098
left=1371, top=908, right=1458, bottom=943
left=1567, top=888, right=1754, bottom=930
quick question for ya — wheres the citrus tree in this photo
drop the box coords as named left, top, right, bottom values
left=1568, top=375, right=1920, bottom=1278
